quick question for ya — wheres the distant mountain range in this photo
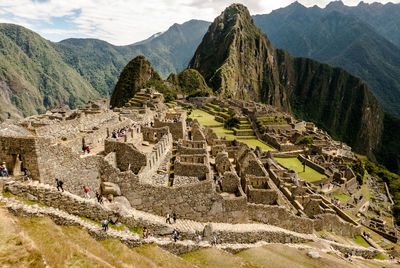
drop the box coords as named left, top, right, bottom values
left=253, top=1, right=400, bottom=115
left=0, top=20, right=209, bottom=120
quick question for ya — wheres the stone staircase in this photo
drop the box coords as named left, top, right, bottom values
left=0, top=178, right=383, bottom=258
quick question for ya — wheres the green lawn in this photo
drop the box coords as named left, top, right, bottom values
left=189, top=109, right=275, bottom=151
left=274, top=157, right=326, bottom=183
left=354, top=235, right=370, bottom=248
left=334, top=193, right=350, bottom=202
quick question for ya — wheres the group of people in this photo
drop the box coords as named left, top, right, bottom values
left=81, top=144, right=91, bottom=154
left=164, top=115, right=181, bottom=123
left=166, top=212, right=177, bottom=224
left=111, top=125, right=131, bottom=139
left=95, top=191, right=104, bottom=204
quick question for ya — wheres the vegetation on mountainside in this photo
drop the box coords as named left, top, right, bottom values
left=110, top=55, right=165, bottom=107
left=167, top=69, right=212, bottom=98
left=254, top=4, right=400, bottom=116
left=276, top=49, right=383, bottom=156
left=364, top=160, right=400, bottom=224
left=0, top=24, right=99, bottom=121
left=188, top=4, right=283, bottom=105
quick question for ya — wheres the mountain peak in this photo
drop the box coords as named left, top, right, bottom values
left=188, top=4, right=283, bottom=104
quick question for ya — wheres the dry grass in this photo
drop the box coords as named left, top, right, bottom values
left=134, top=244, right=195, bottom=267
left=236, top=244, right=354, bottom=268
left=0, top=206, right=44, bottom=267
left=181, top=247, right=255, bottom=268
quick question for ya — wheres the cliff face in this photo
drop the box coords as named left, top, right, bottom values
left=189, top=4, right=384, bottom=154
left=276, top=49, right=383, bottom=153
left=110, top=55, right=162, bottom=107
left=188, top=4, right=286, bottom=109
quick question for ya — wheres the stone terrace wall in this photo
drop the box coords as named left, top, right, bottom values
left=248, top=203, right=314, bottom=234
left=0, top=136, right=41, bottom=180
left=5, top=181, right=112, bottom=221
left=314, top=214, right=361, bottom=237
left=36, top=139, right=101, bottom=196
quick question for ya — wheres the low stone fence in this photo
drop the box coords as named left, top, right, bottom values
left=203, top=223, right=312, bottom=244
left=248, top=203, right=314, bottom=234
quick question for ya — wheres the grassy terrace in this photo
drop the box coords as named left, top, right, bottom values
left=189, top=109, right=275, bottom=151
left=274, top=157, right=327, bottom=183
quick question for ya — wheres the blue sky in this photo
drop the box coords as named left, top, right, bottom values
left=0, top=0, right=399, bottom=45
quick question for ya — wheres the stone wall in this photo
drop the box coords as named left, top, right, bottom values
left=248, top=203, right=314, bottom=234
left=104, top=139, right=147, bottom=174
left=247, top=186, right=278, bottom=205
left=0, top=136, right=41, bottom=179
left=141, top=126, right=169, bottom=143
left=221, top=172, right=240, bottom=193
left=36, top=139, right=101, bottom=197
left=314, top=214, right=361, bottom=237
left=154, top=119, right=186, bottom=141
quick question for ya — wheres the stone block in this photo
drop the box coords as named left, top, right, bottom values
left=101, top=182, right=121, bottom=196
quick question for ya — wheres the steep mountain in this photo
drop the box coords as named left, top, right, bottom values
left=55, top=20, right=211, bottom=96
left=110, top=55, right=163, bottom=107
left=253, top=2, right=400, bottom=115
left=0, top=24, right=99, bottom=121
left=188, top=4, right=286, bottom=109
left=189, top=3, right=383, bottom=156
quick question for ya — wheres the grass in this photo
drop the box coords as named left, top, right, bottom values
left=189, top=109, right=275, bottom=151
left=334, top=193, right=350, bottom=202
left=354, top=235, right=370, bottom=248
left=181, top=247, right=254, bottom=268
left=235, top=244, right=354, bottom=268
left=135, top=244, right=195, bottom=267
left=274, top=157, right=327, bottom=183
left=373, top=253, right=387, bottom=260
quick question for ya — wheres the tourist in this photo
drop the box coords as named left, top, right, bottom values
left=86, top=145, right=90, bottom=154
left=95, top=191, right=100, bottom=202
left=83, top=186, right=90, bottom=198
left=196, top=234, right=202, bottom=243
left=56, top=179, right=64, bottom=192
left=102, top=219, right=109, bottom=232
left=0, top=162, right=9, bottom=177
left=99, top=194, right=104, bottom=204
left=212, top=235, right=217, bottom=245
left=21, top=167, right=30, bottom=181
left=82, top=144, right=87, bottom=153
left=166, top=213, right=171, bottom=224
left=173, top=229, right=179, bottom=242
left=173, top=212, right=177, bottom=224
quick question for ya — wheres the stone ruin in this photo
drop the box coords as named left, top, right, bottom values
left=2, top=92, right=395, bottom=254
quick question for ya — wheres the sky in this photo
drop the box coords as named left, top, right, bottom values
left=0, top=0, right=399, bottom=45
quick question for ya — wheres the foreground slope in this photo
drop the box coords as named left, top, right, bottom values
left=188, top=4, right=383, bottom=156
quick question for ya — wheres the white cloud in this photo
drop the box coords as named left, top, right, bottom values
left=0, top=0, right=399, bottom=45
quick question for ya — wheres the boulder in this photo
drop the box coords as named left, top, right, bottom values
left=101, top=182, right=121, bottom=196
left=306, top=250, right=320, bottom=259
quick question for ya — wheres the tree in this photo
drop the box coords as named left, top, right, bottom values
left=224, top=116, right=240, bottom=130
left=295, top=136, right=314, bottom=146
